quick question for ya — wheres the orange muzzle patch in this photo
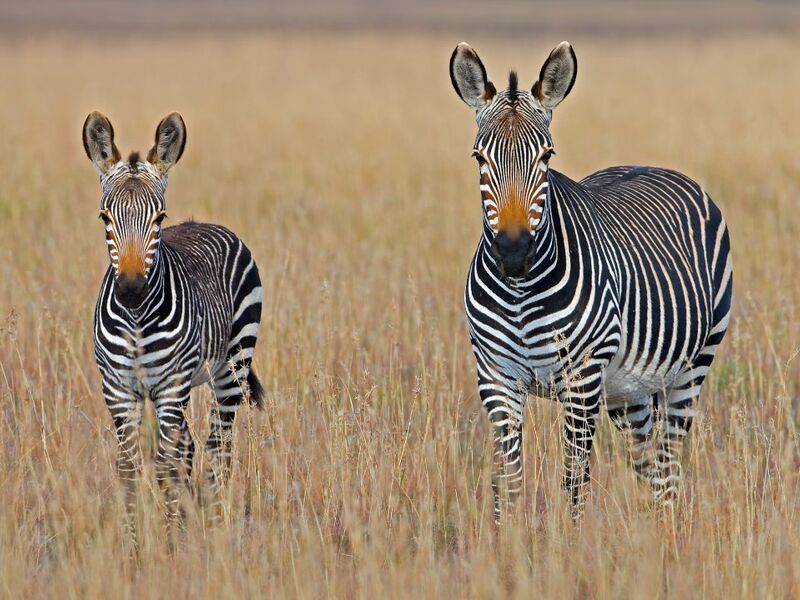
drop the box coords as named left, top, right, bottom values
left=118, top=240, right=147, bottom=279
left=497, top=189, right=530, bottom=239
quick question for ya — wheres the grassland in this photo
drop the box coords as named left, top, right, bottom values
left=0, top=32, right=798, bottom=598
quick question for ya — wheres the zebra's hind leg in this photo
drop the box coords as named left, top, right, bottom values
left=607, top=395, right=656, bottom=486
left=205, top=354, right=262, bottom=523
left=105, top=381, right=145, bottom=551
left=652, top=365, right=708, bottom=508
left=654, top=258, right=733, bottom=507
left=153, top=382, right=192, bottom=545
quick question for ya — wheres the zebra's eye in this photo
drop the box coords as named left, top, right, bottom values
left=154, top=212, right=168, bottom=225
left=472, top=151, right=487, bottom=165
left=540, top=149, right=555, bottom=162
left=98, top=211, right=111, bottom=225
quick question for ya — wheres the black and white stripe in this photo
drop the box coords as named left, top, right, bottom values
left=451, top=43, right=733, bottom=522
left=84, top=112, right=263, bottom=542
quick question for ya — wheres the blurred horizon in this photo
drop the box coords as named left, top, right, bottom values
left=2, top=0, right=800, bottom=38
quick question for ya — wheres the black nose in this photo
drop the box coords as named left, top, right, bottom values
left=114, top=274, right=148, bottom=308
left=490, top=230, right=535, bottom=278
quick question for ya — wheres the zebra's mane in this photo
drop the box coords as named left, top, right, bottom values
left=508, top=71, right=518, bottom=101
left=127, top=151, right=141, bottom=172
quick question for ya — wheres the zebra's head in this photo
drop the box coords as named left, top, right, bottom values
left=450, top=42, right=577, bottom=278
left=83, top=111, right=186, bottom=308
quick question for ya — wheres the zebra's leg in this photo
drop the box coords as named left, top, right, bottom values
left=560, top=364, right=603, bottom=518
left=607, top=394, right=656, bottom=485
left=153, top=382, right=192, bottom=538
left=205, top=356, right=259, bottom=522
left=103, top=379, right=144, bottom=548
left=477, top=370, right=526, bottom=526
left=177, top=422, right=195, bottom=496
left=652, top=365, right=708, bottom=507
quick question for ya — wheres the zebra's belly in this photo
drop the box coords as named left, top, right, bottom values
left=526, top=346, right=564, bottom=389
left=106, top=361, right=193, bottom=398
left=603, top=361, right=682, bottom=405
left=189, top=366, right=212, bottom=388
left=188, top=316, right=232, bottom=387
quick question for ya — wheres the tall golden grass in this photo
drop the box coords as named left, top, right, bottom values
left=0, top=32, right=798, bottom=598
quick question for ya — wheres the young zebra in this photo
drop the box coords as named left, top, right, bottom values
left=83, top=112, right=263, bottom=539
left=449, top=43, right=733, bottom=523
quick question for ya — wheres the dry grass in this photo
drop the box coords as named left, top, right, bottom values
left=0, top=32, right=798, bottom=598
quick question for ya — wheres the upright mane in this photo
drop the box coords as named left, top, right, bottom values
left=127, top=151, right=140, bottom=172
left=508, top=71, right=518, bottom=102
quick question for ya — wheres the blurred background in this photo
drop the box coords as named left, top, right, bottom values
left=4, top=0, right=800, bottom=35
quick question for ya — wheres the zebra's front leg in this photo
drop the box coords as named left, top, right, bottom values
left=104, top=380, right=144, bottom=549
left=478, top=372, right=526, bottom=526
left=153, top=382, right=192, bottom=539
left=560, top=365, right=602, bottom=519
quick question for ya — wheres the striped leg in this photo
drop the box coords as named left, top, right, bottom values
left=103, top=379, right=144, bottom=548
left=177, top=422, right=195, bottom=495
left=607, top=394, right=656, bottom=485
left=653, top=367, right=705, bottom=507
left=560, top=365, right=602, bottom=518
left=205, top=356, right=255, bottom=521
left=477, top=368, right=525, bottom=526
left=153, top=382, right=192, bottom=538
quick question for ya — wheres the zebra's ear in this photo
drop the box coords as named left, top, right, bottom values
left=147, top=112, right=186, bottom=174
left=450, top=42, right=496, bottom=112
left=532, top=41, right=577, bottom=111
left=82, top=111, right=121, bottom=174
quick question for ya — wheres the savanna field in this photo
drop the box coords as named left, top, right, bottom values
left=0, top=31, right=798, bottom=598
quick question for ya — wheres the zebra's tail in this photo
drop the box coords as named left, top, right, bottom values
left=247, top=369, right=265, bottom=408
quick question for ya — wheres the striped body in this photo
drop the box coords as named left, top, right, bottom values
left=449, top=44, right=732, bottom=522
left=468, top=166, right=731, bottom=406
left=83, top=111, right=263, bottom=544
left=95, top=221, right=262, bottom=402
left=468, top=163, right=732, bottom=521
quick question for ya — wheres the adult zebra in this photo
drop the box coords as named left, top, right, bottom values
left=449, top=42, right=732, bottom=523
left=83, top=112, right=264, bottom=541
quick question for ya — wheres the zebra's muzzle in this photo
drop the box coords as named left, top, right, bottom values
left=114, top=273, right=148, bottom=308
left=490, top=229, right=535, bottom=278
